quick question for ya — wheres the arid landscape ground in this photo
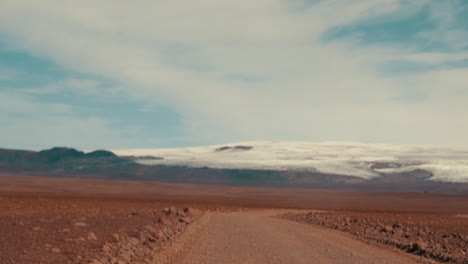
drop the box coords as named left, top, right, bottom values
left=1, top=174, right=467, bottom=264
left=2, top=0, right=468, bottom=263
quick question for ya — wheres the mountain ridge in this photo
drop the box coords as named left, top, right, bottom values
left=1, top=144, right=468, bottom=194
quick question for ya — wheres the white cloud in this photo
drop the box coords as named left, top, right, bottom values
left=0, top=0, right=467, bottom=148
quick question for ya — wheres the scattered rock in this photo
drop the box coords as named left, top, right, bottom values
left=51, top=248, right=61, bottom=253
left=382, top=225, right=393, bottom=233
left=101, top=242, right=113, bottom=252
left=165, top=206, right=177, bottom=215
left=157, top=216, right=171, bottom=225
left=128, top=237, right=140, bottom=246
left=74, top=221, right=87, bottom=227
left=87, top=232, right=98, bottom=240
left=145, top=225, right=156, bottom=233
left=156, top=230, right=164, bottom=240
left=179, top=217, right=190, bottom=224
left=280, top=211, right=467, bottom=264
left=412, top=240, right=428, bottom=252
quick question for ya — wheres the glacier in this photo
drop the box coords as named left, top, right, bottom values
left=112, top=141, right=468, bottom=183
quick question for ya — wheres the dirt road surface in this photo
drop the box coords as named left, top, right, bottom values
left=158, top=210, right=427, bottom=264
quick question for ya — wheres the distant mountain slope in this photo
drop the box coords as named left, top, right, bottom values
left=1, top=143, right=468, bottom=194
left=0, top=147, right=131, bottom=173
left=113, top=141, right=468, bottom=183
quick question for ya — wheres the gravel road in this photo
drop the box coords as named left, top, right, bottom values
left=158, top=210, right=427, bottom=264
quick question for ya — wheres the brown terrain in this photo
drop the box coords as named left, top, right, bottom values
left=1, top=174, right=467, bottom=264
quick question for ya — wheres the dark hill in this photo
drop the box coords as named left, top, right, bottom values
left=86, top=150, right=118, bottom=158
left=215, top=145, right=253, bottom=152
left=36, top=147, right=86, bottom=164
left=0, top=147, right=126, bottom=171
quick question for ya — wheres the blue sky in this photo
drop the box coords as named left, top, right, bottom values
left=0, top=0, right=467, bottom=150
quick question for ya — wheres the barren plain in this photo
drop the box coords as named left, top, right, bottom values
left=0, top=174, right=467, bottom=264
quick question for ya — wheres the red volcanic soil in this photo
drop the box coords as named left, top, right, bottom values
left=1, top=174, right=468, bottom=264
left=1, top=174, right=468, bottom=213
left=281, top=211, right=468, bottom=264
left=0, top=194, right=202, bottom=264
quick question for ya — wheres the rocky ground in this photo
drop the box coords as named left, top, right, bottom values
left=1, top=175, right=468, bottom=264
left=0, top=195, right=202, bottom=264
left=280, top=211, right=468, bottom=264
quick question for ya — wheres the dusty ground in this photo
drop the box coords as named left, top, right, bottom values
left=1, top=174, right=468, bottom=213
left=158, top=210, right=431, bottom=264
left=1, top=174, right=468, bottom=264
left=0, top=195, right=202, bottom=264
left=281, top=211, right=468, bottom=264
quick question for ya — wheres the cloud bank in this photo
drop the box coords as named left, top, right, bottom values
left=113, top=141, right=468, bottom=183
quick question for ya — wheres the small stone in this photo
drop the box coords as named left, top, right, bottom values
left=74, top=222, right=87, bottom=227
left=157, top=216, right=171, bottom=225
left=88, top=259, right=102, bottom=264
left=101, top=242, right=112, bottom=252
left=381, top=225, right=393, bottom=233
left=112, top=233, right=120, bottom=242
left=145, top=225, right=156, bottom=233
left=412, top=240, right=428, bottom=252
left=179, top=217, right=190, bottom=224
left=167, top=206, right=177, bottom=215
left=87, top=232, right=98, bottom=240
left=51, top=248, right=60, bottom=253
left=61, top=228, right=70, bottom=233
left=32, top=227, right=41, bottom=231
left=128, top=237, right=140, bottom=246
left=156, top=230, right=164, bottom=240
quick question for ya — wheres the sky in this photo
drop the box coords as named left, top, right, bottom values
left=0, top=0, right=467, bottom=150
